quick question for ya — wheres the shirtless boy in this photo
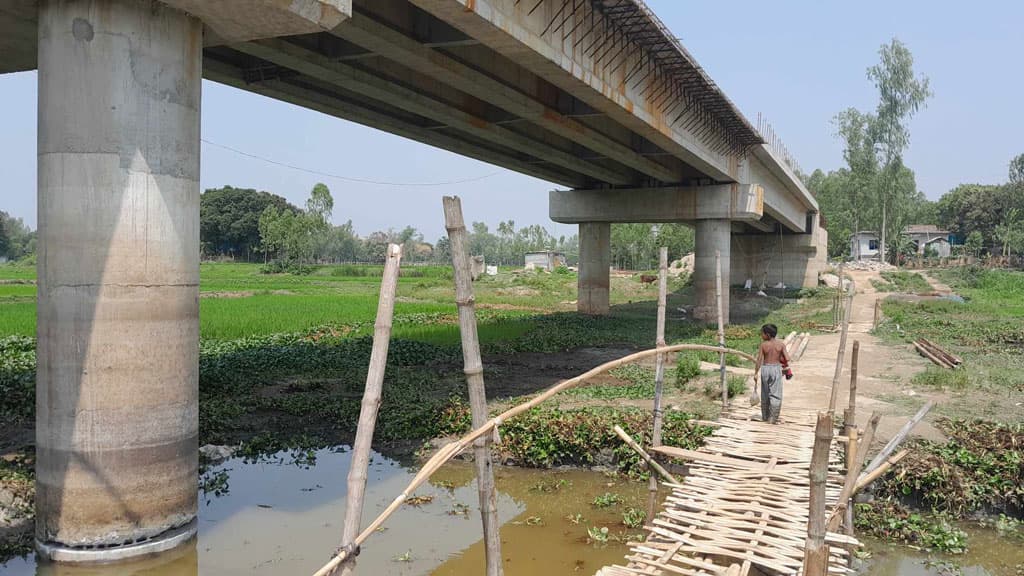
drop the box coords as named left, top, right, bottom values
left=753, top=323, right=789, bottom=424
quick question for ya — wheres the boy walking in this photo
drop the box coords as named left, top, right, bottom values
left=753, top=323, right=790, bottom=423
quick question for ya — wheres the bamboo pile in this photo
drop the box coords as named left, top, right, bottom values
left=912, top=338, right=962, bottom=369
left=598, top=406, right=859, bottom=576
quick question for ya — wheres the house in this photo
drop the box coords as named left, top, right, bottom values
left=850, top=231, right=880, bottom=260
left=850, top=225, right=953, bottom=260
left=904, top=225, right=952, bottom=257
left=524, top=251, right=567, bottom=271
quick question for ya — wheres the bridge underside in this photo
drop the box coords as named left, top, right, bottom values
left=1, top=0, right=825, bottom=560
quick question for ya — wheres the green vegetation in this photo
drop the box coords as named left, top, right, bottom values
left=877, top=418, right=1023, bottom=516
left=591, top=493, right=622, bottom=509
left=854, top=500, right=967, bottom=554
left=675, top=354, right=701, bottom=386
left=621, top=507, right=646, bottom=529
left=871, top=270, right=932, bottom=293
left=879, top=268, right=1024, bottom=393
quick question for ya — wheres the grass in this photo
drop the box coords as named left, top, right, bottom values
left=878, top=268, right=1024, bottom=394
left=871, top=270, right=933, bottom=293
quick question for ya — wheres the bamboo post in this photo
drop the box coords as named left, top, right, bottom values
left=863, top=400, right=935, bottom=476
left=442, top=196, right=503, bottom=576
left=829, top=412, right=880, bottom=534
left=336, top=244, right=403, bottom=575
left=615, top=426, right=679, bottom=485
left=828, top=272, right=853, bottom=412
left=873, top=299, right=881, bottom=330
left=309, top=342, right=758, bottom=576
left=648, top=247, right=669, bottom=519
left=855, top=449, right=910, bottom=492
left=802, top=411, right=834, bottom=576
left=843, top=341, right=860, bottom=464
left=716, top=250, right=727, bottom=408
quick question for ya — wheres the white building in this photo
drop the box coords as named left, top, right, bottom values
left=849, top=231, right=880, bottom=260
left=850, top=225, right=953, bottom=260
left=524, top=251, right=567, bottom=271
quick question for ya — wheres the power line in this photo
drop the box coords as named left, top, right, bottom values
left=201, top=138, right=503, bottom=187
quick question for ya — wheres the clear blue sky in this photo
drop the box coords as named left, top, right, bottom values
left=1, top=0, right=1021, bottom=240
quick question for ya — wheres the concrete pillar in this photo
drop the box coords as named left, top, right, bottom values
left=693, top=220, right=730, bottom=324
left=36, top=0, right=201, bottom=561
left=578, top=222, right=610, bottom=315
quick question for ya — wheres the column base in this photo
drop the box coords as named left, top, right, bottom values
left=36, top=519, right=197, bottom=564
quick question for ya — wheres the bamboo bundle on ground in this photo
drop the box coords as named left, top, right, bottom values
left=913, top=338, right=962, bottom=369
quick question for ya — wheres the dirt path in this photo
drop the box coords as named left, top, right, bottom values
left=783, top=269, right=946, bottom=446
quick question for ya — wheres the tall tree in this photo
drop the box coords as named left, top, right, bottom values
left=833, top=108, right=878, bottom=258
left=867, top=39, right=932, bottom=263
left=200, top=186, right=297, bottom=260
left=1009, top=153, right=1024, bottom=186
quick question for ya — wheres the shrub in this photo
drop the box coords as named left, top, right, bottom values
left=675, top=354, right=701, bottom=387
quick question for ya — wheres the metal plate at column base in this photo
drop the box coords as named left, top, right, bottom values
left=36, top=518, right=197, bottom=564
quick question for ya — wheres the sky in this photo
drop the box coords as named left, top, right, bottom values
left=1, top=0, right=1021, bottom=239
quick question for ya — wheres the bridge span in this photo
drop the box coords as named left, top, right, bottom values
left=1, top=0, right=826, bottom=562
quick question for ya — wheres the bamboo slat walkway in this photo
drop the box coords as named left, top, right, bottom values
left=597, top=407, right=860, bottom=576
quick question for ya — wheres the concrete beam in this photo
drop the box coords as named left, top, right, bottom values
left=162, top=0, right=351, bottom=43
left=549, top=184, right=763, bottom=224
left=409, top=0, right=736, bottom=182
left=744, top=151, right=810, bottom=233
left=204, top=59, right=586, bottom=187
left=332, top=13, right=683, bottom=183
left=232, top=37, right=634, bottom=184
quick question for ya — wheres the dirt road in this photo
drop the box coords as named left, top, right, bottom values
left=785, top=269, right=946, bottom=445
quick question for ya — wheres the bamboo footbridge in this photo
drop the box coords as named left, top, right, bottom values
left=597, top=407, right=860, bottom=576
left=311, top=204, right=925, bottom=576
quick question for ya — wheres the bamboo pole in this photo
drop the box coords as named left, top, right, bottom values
left=337, top=244, right=403, bottom=575
left=443, top=196, right=503, bottom=576
left=855, top=449, right=910, bottom=493
left=828, top=272, right=854, bottom=412
left=310, top=342, right=758, bottom=576
left=843, top=426, right=858, bottom=536
left=828, top=412, right=880, bottom=534
left=863, top=400, right=935, bottom=476
left=843, top=341, right=860, bottom=465
left=873, top=299, right=881, bottom=330
left=802, top=412, right=833, bottom=576
left=716, top=250, right=727, bottom=408
left=615, top=425, right=679, bottom=485
left=648, top=247, right=669, bottom=519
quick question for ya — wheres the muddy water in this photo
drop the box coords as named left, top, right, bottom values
left=2, top=448, right=640, bottom=576
left=860, top=528, right=1024, bottom=576
left=2, top=448, right=1021, bottom=576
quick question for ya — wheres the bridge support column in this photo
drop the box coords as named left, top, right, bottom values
left=694, top=220, right=731, bottom=324
left=578, top=222, right=610, bottom=315
left=36, top=0, right=200, bottom=562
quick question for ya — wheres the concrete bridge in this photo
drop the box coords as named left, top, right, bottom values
left=1, top=0, right=826, bottom=563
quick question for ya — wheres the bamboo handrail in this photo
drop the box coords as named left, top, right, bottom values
left=310, top=342, right=756, bottom=576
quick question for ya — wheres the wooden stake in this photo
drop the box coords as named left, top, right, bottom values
left=715, top=250, right=727, bottom=408
left=443, top=196, right=503, bottom=576
left=828, top=273, right=853, bottom=412
left=802, top=412, right=833, bottom=576
left=828, top=412, right=880, bottom=534
left=873, top=299, right=881, bottom=330
left=338, top=244, right=403, bottom=575
left=863, top=400, right=934, bottom=476
left=648, top=247, right=669, bottom=519
left=843, top=341, right=860, bottom=465
left=615, top=425, right=679, bottom=485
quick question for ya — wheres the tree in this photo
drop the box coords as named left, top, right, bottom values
left=1010, top=153, right=1024, bottom=187
left=200, top=186, right=297, bottom=260
left=833, top=108, right=879, bottom=258
left=0, top=211, right=36, bottom=261
left=965, top=231, right=983, bottom=257
left=867, top=38, right=932, bottom=263
left=995, top=209, right=1024, bottom=258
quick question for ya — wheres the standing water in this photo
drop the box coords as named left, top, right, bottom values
left=2, top=448, right=642, bottom=576
left=3, top=448, right=1021, bottom=575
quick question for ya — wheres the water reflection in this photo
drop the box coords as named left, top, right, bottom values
left=4, top=448, right=1021, bottom=576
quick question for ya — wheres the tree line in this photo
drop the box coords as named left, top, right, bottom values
left=0, top=211, right=35, bottom=262
left=809, top=38, right=1024, bottom=262
left=200, top=184, right=694, bottom=269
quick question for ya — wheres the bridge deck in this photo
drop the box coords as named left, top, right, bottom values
left=598, top=408, right=859, bottom=576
